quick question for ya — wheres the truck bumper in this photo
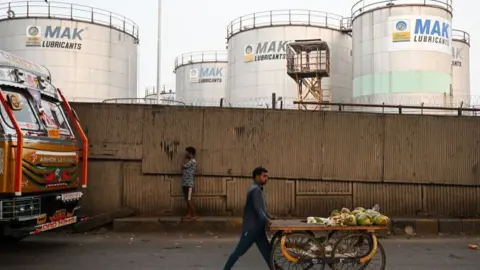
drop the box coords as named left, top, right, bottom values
left=3, top=215, right=89, bottom=238
left=1, top=191, right=85, bottom=238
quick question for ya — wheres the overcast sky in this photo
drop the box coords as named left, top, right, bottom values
left=74, top=0, right=476, bottom=97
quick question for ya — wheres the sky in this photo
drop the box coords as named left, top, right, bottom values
left=73, top=0, right=477, bottom=97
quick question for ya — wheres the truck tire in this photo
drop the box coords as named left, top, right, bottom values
left=0, top=227, right=23, bottom=246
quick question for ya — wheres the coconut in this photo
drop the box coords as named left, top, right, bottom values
left=351, top=210, right=363, bottom=216
left=340, top=207, right=351, bottom=214
left=354, top=207, right=365, bottom=212
left=356, top=213, right=373, bottom=226
left=344, top=214, right=357, bottom=226
left=330, top=209, right=340, bottom=217
left=373, top=215, right=390, bottom=226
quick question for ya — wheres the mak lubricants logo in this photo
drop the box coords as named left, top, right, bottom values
left=189, top=67, right=223, bottom=83
left=26, top=25, right=84, bottom=50
left=243, top=40, right=290, bottom=63
left=391, top=17, right=450, bottom=46
left=392, top=20, right=411, bottom=42
left=452, top=47, right=463, bottom=67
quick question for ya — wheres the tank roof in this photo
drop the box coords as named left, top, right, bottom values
left=174, top=50, right=227, bottom=72
left=0, top=1, right=139, bottom=41
left=351, top=0, right=453, bottom=20
left=452, top=29, right=470, bottom=46
left=226, top=9, right=350, bottom=40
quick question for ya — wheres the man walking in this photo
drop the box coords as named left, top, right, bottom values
left=223, top=167, right=273, bottom=269
left=181, top=146, right=198, bottom=220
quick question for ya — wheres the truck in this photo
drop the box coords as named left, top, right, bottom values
left=0, top=50, right=88, bottom=243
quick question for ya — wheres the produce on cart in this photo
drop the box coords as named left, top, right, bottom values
left=269, top=205, right=388, bottom=269
left=306, top=205, right=391, bottom=227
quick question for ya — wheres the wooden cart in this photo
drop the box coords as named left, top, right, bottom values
left=269, top=219, right=388, bottom=270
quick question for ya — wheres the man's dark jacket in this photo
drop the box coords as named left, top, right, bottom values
left=242, top=183, right=270, bottom=232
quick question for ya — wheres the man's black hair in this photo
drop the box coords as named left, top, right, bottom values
left=185, top=146, right=196, bottom=156
left=252, top=167, right=268, bottom=179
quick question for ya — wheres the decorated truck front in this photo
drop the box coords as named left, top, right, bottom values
left=0, top=50, right=88, bottom=241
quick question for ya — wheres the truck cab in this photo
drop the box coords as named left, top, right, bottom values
left=0, top=50, right=88, bottom=242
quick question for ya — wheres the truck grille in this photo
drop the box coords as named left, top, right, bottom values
left=0, top=197, right=41, bottom=220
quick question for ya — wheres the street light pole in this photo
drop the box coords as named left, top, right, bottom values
left=156, top=0, right=162, bottom=101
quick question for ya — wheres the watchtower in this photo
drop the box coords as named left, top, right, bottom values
left=286, top=40, right=331, bottom=110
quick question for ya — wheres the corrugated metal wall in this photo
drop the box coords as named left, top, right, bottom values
left=73, top=103, right=480, bottom=218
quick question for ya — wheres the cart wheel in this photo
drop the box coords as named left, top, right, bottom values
left=327, top=230, right=367, bottom=243
left=270, top=233, right=325, bottom=270
left=270, top=230, right=315, bottom=248
left=330, top=232, right=385, bottom=270
left=357, top=241, right=386, bottom=270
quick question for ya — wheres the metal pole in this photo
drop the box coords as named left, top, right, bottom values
left=156, top=0, right=162, bottom=101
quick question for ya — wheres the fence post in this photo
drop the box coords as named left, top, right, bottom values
left=272, top=93, right=276, bottom=109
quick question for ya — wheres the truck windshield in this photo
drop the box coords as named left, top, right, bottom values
left=40, top=100, right=71, bottom=135
left=0, top=90, right=40, bottom=130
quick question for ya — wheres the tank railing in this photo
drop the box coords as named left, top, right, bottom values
left=341, top=17, right=353, bottom=30
left=102, top=98, right=187, bottom=106
left=174, top=51, right=228, bottom=70
left=227, top=10, right=348, bottom=38
left=0, top=1, right=139, bottom=40
left=351, top=0, right=453, bottom=19
left=452, top=29, right=470, bottom=45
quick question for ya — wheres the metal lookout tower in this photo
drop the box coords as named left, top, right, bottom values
left=286, top=40, right=331, bottom=110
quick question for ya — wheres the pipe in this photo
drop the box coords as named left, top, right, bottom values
left=57, top=88, right=88, bottom=188
left=359, top=233, right=378, bottom=263
left=280, top=235, right=299, bottom=263
left=0, top=90, right=23, bottom=195
left=156, top=0, right=162, bottom=102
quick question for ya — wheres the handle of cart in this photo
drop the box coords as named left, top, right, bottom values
left=268, top=219, right=388, bottom=270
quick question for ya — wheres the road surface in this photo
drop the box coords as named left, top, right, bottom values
left=0, top=231, right=479, bottom=269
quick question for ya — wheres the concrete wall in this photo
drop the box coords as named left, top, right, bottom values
left=72, top=103, right=480, bottom=218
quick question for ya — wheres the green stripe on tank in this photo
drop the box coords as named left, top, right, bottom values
left=353, top=71, right=451, bottom=97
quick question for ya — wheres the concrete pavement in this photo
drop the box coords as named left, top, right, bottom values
left=1, top=231, right=479, bottom=269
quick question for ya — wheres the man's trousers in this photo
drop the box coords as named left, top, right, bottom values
left=223, top=229, right=271, bottom=269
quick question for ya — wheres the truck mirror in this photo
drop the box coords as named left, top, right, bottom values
left=6, top=93, right=22, bottom=110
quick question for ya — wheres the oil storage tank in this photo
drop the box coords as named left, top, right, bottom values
left=226, top=10, right=353, bottom=108
left=351, top=0, right=453, bottom=111
left=451, top=29, right=470, bottom=107
left=174, top=50, right=227, bottom=106
left=0, top=1, right=138, bottom=102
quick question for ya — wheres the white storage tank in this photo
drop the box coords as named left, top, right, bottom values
left=226, top=10, right=353, bottom=108
left=351, top=0, right=453, bottom=111
left=451, top=29, right=470, bottom=107
left=174, top=50, right=227, bottom=106
left=0, top=1, right=139, bottom=102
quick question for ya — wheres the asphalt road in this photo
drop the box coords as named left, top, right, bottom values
left=0, top=231, right=479, bottom=269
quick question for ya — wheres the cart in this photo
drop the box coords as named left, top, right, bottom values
left=269, top=219, right=388, bottom=270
